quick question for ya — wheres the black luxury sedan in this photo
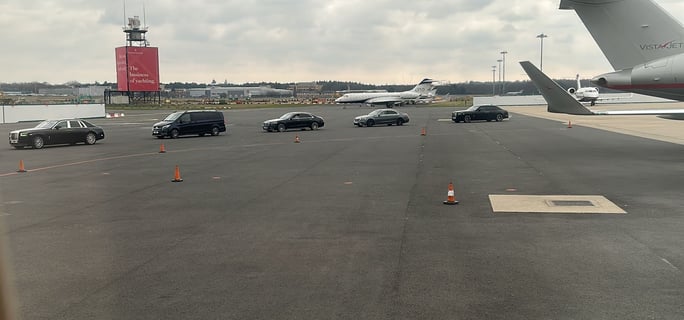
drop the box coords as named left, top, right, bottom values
left=452, top=105, right=509, bottom=123
left=262, top=112, right=325, bottom=132
left=9, top=119, right=105, bottom=149
left=353, top=109, right=410, bottom=127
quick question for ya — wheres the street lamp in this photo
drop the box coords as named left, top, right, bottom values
left=536, top=33, right=548, bottom=71
left=491, top=65, right=497, bottom=95
left=497, top=59, right=502, bottom=95
left=500, top=51, right=508, bottom=93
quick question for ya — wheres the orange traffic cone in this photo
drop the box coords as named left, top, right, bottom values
left=443, top=182, right=459, bottom=205
left=159, top=143, right=166, bottom=153
left=17, top=160, right=27, bottom=173
left=421, top=127, right=426, bottom=136
left=567, top=120, right=572, bottom=128
left=294, top=135, right=301, bottom=143
left=172, top=165, right=183, bottom=182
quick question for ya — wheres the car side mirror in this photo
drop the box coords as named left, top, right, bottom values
left=54, top=125, right=61, bottom=129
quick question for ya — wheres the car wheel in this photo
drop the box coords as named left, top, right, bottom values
left=85, top=132, right=97, bottom=145
left=170, top=129, right=180, bottom=139
left=32, top=136, right=44, bottom=149
left=464, top=115, right=472, bottom=123
left=396, top=118, right=404, bottom=126
left=310, top=122, right=319, bottom=130
left=496, top=114, right=503, bottom=122
left=366, top=119, right=374, bottom=127
left=277, top=123, right=286, bottom=132
left=211, top=126, right=220, bottom=136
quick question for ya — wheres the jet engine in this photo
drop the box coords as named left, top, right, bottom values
left=567, top=87, right=576, bottom=94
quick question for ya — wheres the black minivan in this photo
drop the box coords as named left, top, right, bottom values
left=153, top=110, right=226, bottom=138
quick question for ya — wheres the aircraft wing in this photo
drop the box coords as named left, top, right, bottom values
left=595, top=93, right=633, bottom=102
left=365, top=96, right=402, bottom=105
left=519, top=61, right=593, bottom=115
left=519, top=61, right=684, bottom=119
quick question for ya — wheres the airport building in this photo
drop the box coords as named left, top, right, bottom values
left=38, top=86, right=111, bottom=98
left=187, top=86, right=293, bottom=99
left=289, top=82, right=324, bottom=99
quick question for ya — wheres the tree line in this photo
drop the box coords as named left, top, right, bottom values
left=1, top=79, right=623, bottom=96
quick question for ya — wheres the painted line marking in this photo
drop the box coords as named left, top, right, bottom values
left=0, top=133, right=427, bottom=177
left=661, top=258, right=679, bottom=271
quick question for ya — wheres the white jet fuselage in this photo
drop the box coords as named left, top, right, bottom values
left=334, top=91, right=421, bottom=104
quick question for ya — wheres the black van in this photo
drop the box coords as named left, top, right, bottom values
left=152, top=110, right=226, bottom=138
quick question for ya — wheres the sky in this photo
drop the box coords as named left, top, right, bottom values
left=1, top=0, right=684, bottom=85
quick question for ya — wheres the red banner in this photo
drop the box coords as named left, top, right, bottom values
left=115, top=47, right=160, bottom=91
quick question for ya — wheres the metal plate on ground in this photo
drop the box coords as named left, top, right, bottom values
left=489, top=195, right=626, bottom=214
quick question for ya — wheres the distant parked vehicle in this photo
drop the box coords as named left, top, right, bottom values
left=153, top=110, right=226, bottom=138
left=262, top=112, right=325, bottom=132
left=452, top=105, right=509, bottom=123
left=353, top=109, right=409, bottom=127
left=9, top=119, right=105, bottom=149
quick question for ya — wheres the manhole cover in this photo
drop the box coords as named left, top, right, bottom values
left=548, top=200, right=595, bottom=207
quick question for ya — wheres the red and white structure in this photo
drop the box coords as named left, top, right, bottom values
left=106, top=16, right=161, bottom=104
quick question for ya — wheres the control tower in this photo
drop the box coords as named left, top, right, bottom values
left=106, top=16, right=160, bottom=104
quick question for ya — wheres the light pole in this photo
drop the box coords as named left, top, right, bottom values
left=497, top=59, right=502, bottom=95
left=536, top=33, right=548, bottom=71
left=491, top=65, right=497, bottom=95
left=500, top=51, right=508, bottom=93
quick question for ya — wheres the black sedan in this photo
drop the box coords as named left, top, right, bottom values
left=9, top=119, right=105, bottom=149
left=452, top=105, right=509, bottom=123
left=263, top=112, right=325, bottom=132
left=353, top=109, right=410, bottom=127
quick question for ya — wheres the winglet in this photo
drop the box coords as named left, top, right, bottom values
left=519, top=61, right=594, bottom=115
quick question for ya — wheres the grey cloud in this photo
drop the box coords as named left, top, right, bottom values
left=2, top=0, right=684, bottom=84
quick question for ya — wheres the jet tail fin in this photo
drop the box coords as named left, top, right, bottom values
left=410, top=78, right=436, bottom=95
left=519, top=61, right=594, bottom=115
left=559, top=0, right=684, bottom=70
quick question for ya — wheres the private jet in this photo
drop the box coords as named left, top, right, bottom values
left=334, top=78, right=436, bottom=107
left=567, top=74, right=599, bottom=106
left=560, top=0, right=684, bottom=102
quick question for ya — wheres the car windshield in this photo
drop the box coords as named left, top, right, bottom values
left=368, top=110, right=383, bottom=117
left=466, top=105, right=480, bottom=111
left=164, top=112, right=184, bottom=121
left=279, top=112, right=297, bottom=120
left=35, top=120, right=60, bottom=129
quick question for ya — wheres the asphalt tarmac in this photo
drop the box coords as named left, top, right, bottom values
left=0, top=104, right=683, bottom=319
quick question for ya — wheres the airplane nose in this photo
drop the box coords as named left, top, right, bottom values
left=591, top=69, right=632, bottom=89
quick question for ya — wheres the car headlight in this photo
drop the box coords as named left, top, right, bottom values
left=20, top=132, right=28, bottom=136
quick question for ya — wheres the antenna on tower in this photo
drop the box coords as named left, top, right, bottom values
left=143, top=2, right=147, bottom=28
